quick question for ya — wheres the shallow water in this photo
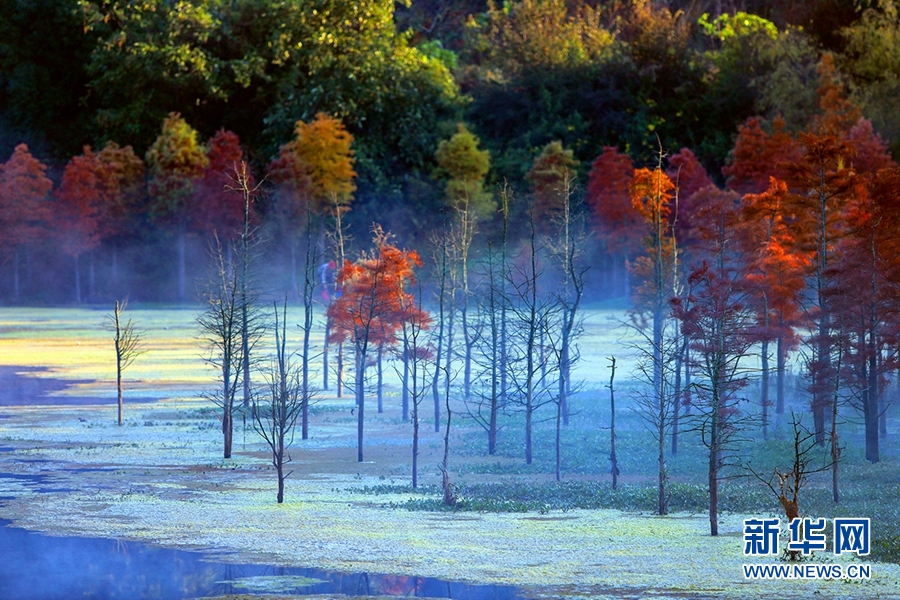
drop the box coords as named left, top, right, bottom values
left=0, top=514, right=524, bottom=599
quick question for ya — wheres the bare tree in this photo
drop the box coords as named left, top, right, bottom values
left=224, top=162, right=262, bottom=411
left=506, top=213, right=558, bottom=465
left=253, top=300, right=311, bottom=503
left=629, top=319, right=679, bottom=515
left=198, top=236, right=244, bottom=459
left=748, top=412, right=831, bottom=560
left=608, top=357, right=619, bottom=489
left=545, top=169, right=587, bottom=426
left=453, top=193, right=479, bottom=400
left=430, top=230, right=451, bottom=433
left=465, top=238, right=507, bottom=455
left=108, top=298, right=143, bottom=426
left=298, top=205, right=322, bottom=439
left=627, top=156, right=679, bottom=515
left=394, top=282, right=434, bottom=488
left=323, top=192, right=350, bottom=397
left=439, top=364, right=458, bottom=506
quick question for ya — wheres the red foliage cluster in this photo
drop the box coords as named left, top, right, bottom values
left=327, top=228, right=430, bottom=353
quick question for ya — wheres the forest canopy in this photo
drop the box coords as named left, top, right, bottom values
left=1, top=0, right=899, bottom=303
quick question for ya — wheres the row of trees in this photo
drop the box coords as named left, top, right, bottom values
left=5, top=2, right=900, bottom=268
left=174, top=66, right=900, bottom=519
left=192, top=126, right=589, bottom=503
left=602, top=60, right=900, bottom=536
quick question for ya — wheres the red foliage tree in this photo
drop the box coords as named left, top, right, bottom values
left=327, top=227, right=426, bottom=462
left=811, top=53, right=862, bottom=139
left=55, top=148, right=105, bottom=302
left=722, top=116, right=801, bottom=195
left=672, top=185, right=756, bottom=537
left=0, top=144, right=53, bottom=298
left=195, top=129, right=253, bottom=243
left=666, top=147, right=713, bottom=253
left=829, top=168, right=900, bottom=463
left=585, top=147, right=639, bottom=295
left=844, top=118, right=895, bottom=175
left=783, top=132, right=856, bottom=446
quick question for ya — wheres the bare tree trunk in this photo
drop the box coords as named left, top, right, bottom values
left=444, top=295, right=455, bottom=432
left=761, top=339, right=769, bottom=440
left=323, top=318, right=330, bottom=391
left=672, top=330, right=684, bottom=456
left=223, top=399, right=233, bottom=459
left=301, top=217, right=316, bottom=440
left=377, top=346, right=384, bottom=414
left=863, top=308, right=879, bottom=463
left=337, top=341, right=344, bottom=398
left=74, top=254, right=81, bottom=304
left=276, top=461, right=284, bottom=504
left=412, top=395, right=419, bottom=487
left=709, top=444, right=718, bottom=536
left=357, top=347, right=366, bottom=462
left=117, top=352, right=123, bottom=425
left=441, top=374, right=455, bottom=506
left=555, top=396, right=562, bottom=481
left=776, top=332, right=786, bottom=414
left=609, top=357, right=618, bottom=489
left=402, top=350, right=409, bottom=422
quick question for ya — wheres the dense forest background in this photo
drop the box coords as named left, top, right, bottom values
left=1, top=0, right=899, bottom=303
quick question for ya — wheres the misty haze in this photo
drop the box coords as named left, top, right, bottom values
left=2, top=1, right=900, bottom=599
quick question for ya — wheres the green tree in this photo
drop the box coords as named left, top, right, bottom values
left=470, top=0, right=613, bottom=78
left=145, top=112, right=209, bottom=300
left=0, top=0, right=96, bottom=157
left=80, top=0, right=460, bottom=184
left=840, top=0, right=900, bottom=156
left=526, top=140, right=579, bottom=229
left=435, top=124, right=493, bottom=217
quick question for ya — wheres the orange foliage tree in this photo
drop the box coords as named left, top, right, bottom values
left=269, top=113, right=356, bottom=397
left=628, top=165, right=677, bottom=516
left=94, top=141, right=145, bottom=291
left=739, top=177, right=808, bottom=433
left=0, top=144, right=53, bottom=299
left=327, top=227, right=426, bottom=462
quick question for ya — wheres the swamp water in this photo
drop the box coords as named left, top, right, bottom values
left=0, top=514, right=524, bottom=600
left=0, top=467, right=522, bottom=599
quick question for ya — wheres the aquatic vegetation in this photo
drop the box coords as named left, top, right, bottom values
left=0, top=308, right=898, bottom=599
